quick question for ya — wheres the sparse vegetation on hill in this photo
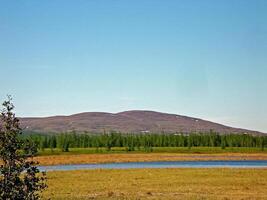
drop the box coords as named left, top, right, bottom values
left=20, top=110, right=264, bottom=134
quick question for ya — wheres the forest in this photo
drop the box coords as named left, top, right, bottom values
left=23, top=132, right=267, bottom=152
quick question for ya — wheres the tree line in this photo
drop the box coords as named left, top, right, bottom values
left=23, top=131, right=267, bottom=152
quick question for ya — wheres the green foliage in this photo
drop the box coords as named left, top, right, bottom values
left=23, top=131, right=267, bottom=153
left=0, top=96, right=47, bottom=200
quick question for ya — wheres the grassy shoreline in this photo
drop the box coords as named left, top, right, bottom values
left=33, top=147, right=267, bottom=166
left=43, top=168, right=267, bottom=200
left=37, top=147, right=267, bottom=156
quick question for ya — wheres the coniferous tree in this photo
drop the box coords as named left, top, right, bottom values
left=0, top=96, right=47, bottom=199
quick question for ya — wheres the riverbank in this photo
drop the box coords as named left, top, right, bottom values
left=37, top=147, right=267, bottom=156
left=42, top=168, right=267, bottom=200
left=34, top=152, right=267, bottom=166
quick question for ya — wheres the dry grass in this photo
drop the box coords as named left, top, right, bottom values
left=35, top=153, right=267, bottom=166
left=42, top=168, right=267, bottom=200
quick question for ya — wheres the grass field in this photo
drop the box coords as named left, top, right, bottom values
left=34, top=147, right=267, bottom=166
left=37, top=147, right=267, bottom=156
left=42, top=168, right=267, bottom=200
left=34, top=152, right=267, bottom=166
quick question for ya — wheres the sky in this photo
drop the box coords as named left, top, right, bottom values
left=0, top=0, right=266, bottom=132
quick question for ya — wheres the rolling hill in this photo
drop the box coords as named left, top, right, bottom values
left=19, top=110, right=263, bottom=135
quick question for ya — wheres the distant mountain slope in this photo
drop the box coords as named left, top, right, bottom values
left=19, top=110, right=263, bottom=135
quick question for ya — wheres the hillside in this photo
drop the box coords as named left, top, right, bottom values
left=19, top=110, right=264, bottom=135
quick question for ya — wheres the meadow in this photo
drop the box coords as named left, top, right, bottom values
left=42, top=168, right=267, bottom=200
left=35, top=147, right=267, bottom=166
left=37, top=146, right=267, bottom=156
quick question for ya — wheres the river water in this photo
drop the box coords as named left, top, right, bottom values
left=39, top=160, right=267, bottom=171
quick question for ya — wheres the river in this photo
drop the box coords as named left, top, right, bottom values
left=39, top=160, right=267, bottom=171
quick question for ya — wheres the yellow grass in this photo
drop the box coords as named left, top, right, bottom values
left=43, top=168, right=267, bottom=200
left=35, top=153, right=267, bottom=166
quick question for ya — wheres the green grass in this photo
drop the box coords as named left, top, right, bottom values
left=36, top=146, right=267, bottom=156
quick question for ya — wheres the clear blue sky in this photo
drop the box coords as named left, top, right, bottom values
left=0, top=0, right=266, bottom=132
